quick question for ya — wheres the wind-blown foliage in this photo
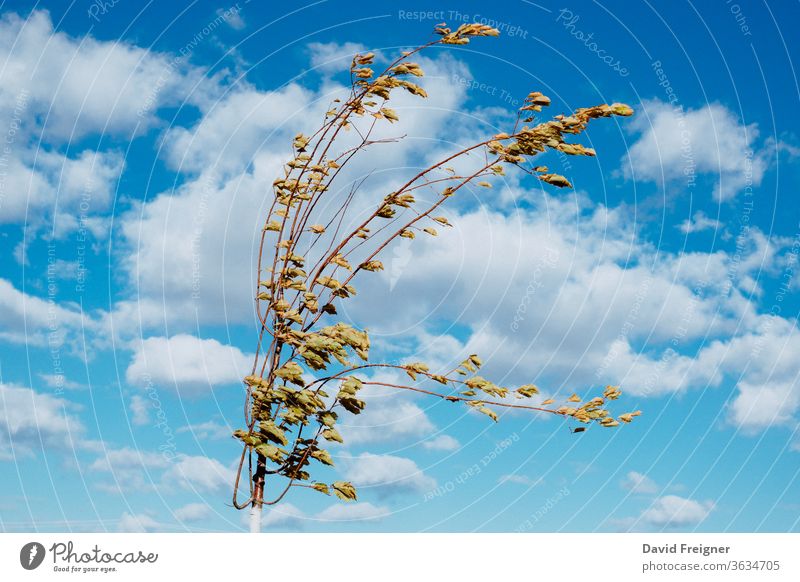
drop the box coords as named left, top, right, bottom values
left=232, top=23, right=640, bottom=515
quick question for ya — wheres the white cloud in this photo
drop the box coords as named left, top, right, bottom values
left=335, top=191, right=800, bottom=442
left=0, top=278, right=91, bottom=348
left=257, top=501, right=390, bottom=528
left=216, top=6, right=246, bottom=30
left=112, top=161, right=280, bottom=330
left=177, top=420, right=232, bottom=440
left=0, top=10, right=233, bottom=241
left=161, top=86, right=312, bottom=176
left=0, top=382, right=86, bottom=459
left=116, top=53, right=472, bottom=332
left=624, top=100, right=769, bottom=201
left=316, top=502, right=389, bottom=522
left=38, top=373, right=84, bottom=391
left=256, top=500, right=391, bottom=528
left=261, top=503, right=306, bottom=529
left=307, top=41, right=367, bottom=74
left=129, top=395, right=150, bottom=426
left=173, top=502, right=212, bottom=522
left=339, top=379, right=437, bottom=445
left=345, top=453, right=436, bottom=497
left=89, top=448, right=233, bottom=495
left=421, top=434, right=460, bottom=451
left=700, top=318, right=800, bottom=431
left=117, top=512, right=161, bottom=532
left=498, top=474, right=542, bottom=486
left=125, top=335, right=252, bottom=395
left=0, top=148, right=124, bottom=231
left=89, top=447, right=170, bottom=473
left=621, top=471, right=658, bottom=494
left=641, top=495, right=713, bottom=527
left=162, top=454, right=234, bottom=492
left=0, top=11, right=212, bottom=140
left=678, top=211, right=721, bottom=234
left=88, top=447, right=169, bottom=492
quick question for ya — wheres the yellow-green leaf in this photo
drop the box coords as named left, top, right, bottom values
left=332, top=481, right=357, bottom=501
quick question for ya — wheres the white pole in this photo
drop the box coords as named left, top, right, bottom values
left=249, top=503, right=262, bottom=533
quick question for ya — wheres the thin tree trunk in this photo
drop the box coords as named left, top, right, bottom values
left=250, top=454, right=266, bottom=533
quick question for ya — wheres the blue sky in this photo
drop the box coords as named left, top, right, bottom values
left=1, top=0, right=799, bottom=532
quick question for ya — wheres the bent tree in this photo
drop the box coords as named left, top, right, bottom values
left=232, top=23, right=641, bottom=531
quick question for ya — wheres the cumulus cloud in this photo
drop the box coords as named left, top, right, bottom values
left=316, top=502, right=389, bottom=522
left=344, top=453, right=436, bottom=497
left=173, top=502, right=212, bottom=522
left=701, top=318, right=800, bottom=431
left=0, top=9, right=228, bottom=241
left=641, top=495, right=714, bottom=527
left=177, top=420, right=232, bottom=441
left=498, top=474, right=542, bottom=486
left=0, top=278, right=93, bottom=348
left=261, top=503, right=306, bottom=529
left=2, top=16, right=795, bottom=537
left=0, top=382, right=86, bottom=460
left=117, top=512, right=161, bottom=532
left=38, top=374, right=84, bottom=391
left=116, top=53, right=473, bottom=332
left=678, top=211, right=721, bottom=234
left=89, top=447, right=170, bottom=473
left=307, top=41, right=368, bottom=74
left=258, top=501, right=390, bottom=528
left=421, top=435, right=461, bottom=451
left=624, top=99, right=769, bottom=201
left=129, top=395, right=150, bottom=426
left=333, top=191, right=800, bottom=438
left=126, top=335, right=252, bottom=395
left=88, top=447, right=170, bottom=492
left=0, top=10, right=211, bottom=140
left=216, top=6, right=246, bottom=30
left=0, top=149, right=124, bottom=231
left=338, top=379, right=437, bottom=445
left=161, top=85, right=313, bottom=176
left=162, top=454, right=234, bottom=492
left=89, top=448, right=233, bottom=495
left=621, top=471, right=658, bottom=494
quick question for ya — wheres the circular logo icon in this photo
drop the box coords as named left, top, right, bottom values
left=20, top=542, right=46, bottom=570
